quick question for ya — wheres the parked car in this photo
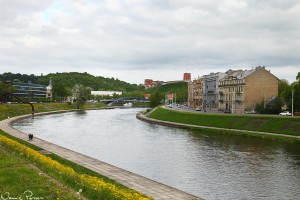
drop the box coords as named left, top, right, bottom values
left=196, top=107, right=201, bottom=111
left=245, top=110, right=257, bottom=114
left=279, top=111, right=292, bottom=116
left=224, top=109, right=231, bottom=114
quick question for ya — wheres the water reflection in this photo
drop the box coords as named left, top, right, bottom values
left=13, top=108, right=300, bottom=200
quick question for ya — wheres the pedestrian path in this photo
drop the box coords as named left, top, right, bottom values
left=0, top=114, right=201, bottom=200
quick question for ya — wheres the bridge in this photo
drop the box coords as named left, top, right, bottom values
left=99, top=96, right=149, bottom=106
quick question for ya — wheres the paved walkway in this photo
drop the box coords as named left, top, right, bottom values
left=0, top=113, right=201, bottom=200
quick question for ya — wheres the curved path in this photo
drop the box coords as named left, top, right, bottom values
left=0, top=111, right=201, bottom=200
left=137, top=109, right=300, bottom=140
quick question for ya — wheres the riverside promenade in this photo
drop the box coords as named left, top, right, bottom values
left=0, top=112, right=201, bottom=200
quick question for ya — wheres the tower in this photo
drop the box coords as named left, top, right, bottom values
left=183, top=72, right=191, bottom=81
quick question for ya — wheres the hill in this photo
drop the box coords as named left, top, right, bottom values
left=0, top=72, right=143, bottom=92
left=145, top=82, right=188, bottom=102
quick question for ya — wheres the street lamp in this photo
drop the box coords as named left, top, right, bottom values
left=292, top=82, right=299, bottom=117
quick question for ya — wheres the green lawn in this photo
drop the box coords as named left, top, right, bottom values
left=0, top=103, right=149, bottom=200
left=0, top=102, right=106, bottom=120
left=0, top=147, right=80, bottom=200
left=149, top=107, right=300, bottom=136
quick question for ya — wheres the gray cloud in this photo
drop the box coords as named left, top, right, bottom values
left=0, top=0, right=299, bottom=83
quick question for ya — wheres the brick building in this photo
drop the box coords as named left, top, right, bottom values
left=183, top=72, right=191, bottom=81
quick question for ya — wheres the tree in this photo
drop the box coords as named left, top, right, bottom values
left=282, top=82, right=300, bottom=112
left=296, top=72, right=300, bottom=81
left=255, top=97, right=283, bottom=114
left=72, top=84, right=93, bottom=109
left=0, top=81, right=14, bottom=101
left=278, top=79, right=289, bottom=97
left=149, top=92, right=162, bottom=108
left=52, top=83, right=71, bottom=102
left=72, top=84, right=86, bottom=109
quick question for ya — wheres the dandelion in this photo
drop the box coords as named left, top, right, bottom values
left=0, top=135, right=151, bottom=200
left=76, top=189, right=82, bottom=195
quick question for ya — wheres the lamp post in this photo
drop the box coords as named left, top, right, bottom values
left=292, top=82, right=299, bottom=117
left=292, top=85, right=294, bottom=117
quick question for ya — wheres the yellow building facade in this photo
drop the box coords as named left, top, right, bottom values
left=219, top=66, right=278, bottom=113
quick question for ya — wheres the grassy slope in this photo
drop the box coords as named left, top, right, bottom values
left=149, top=107, right=300, bottom=136
left=145, top=82, right=188, bottom=94
left=0, top=147, right=80, bottom=199
left=0, top=103, right=106, bottom=120
left=0, top=103, right=148, bottom=200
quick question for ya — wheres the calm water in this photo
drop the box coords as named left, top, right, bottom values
left=13, top=108, right=300, bottom=200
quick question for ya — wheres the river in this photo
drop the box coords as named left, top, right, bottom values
left=13, top=108, right=300, bottom=200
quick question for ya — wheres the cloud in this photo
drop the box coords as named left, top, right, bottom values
left=0, top=0, right=299, bottom=83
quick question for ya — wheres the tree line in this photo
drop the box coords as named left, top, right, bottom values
left=0, top=72, right=144, bottom=102
left=256, top=72, right=300, bottom=114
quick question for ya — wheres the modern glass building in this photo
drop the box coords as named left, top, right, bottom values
left=12, top=82, right=48, bottom=99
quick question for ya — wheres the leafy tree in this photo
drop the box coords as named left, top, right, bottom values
left=0, top=81, right=14, bottom=101
left=296, top=72, right=300, bottom=81
left=278, top=79, right=289, bottom=97
left=36, top=72, right=143, bottom=92
left=255, top=97, right=283, bottom=114
left=72, top=84, right=93, bottom=109
left=291, top=82, right=300, bottom=112
left=0, top=72, right=38, bottom=83
left=52, top=83, right=71, bottom=102
left=282, top=82, right=300, bottom=112
left=149, top=92, right=162, bottom=108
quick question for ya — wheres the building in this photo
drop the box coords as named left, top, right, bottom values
left=183, top=72, right=191, bottom=81
left=144, top=79, right=162, bottom=89
left=145, top=72, right=191, bottom=89
left=202, top=72, right=226, bottom=110
left=188, top=72, right=226, bottom=109
left=46, top=78, right=52, bottom=100
left=218, top=66, right=278, bottom=113
left=144, top=79, right=154, bottom=88
left=188, top=78, right=203, bottom=108
left=12, top=80, right=52, bottom=100
left=91, top=91, right=122, bottom=96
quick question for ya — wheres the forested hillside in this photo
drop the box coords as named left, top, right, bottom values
left=0, top=72, right=143, bottom=92
left=145, top=82, right=188, bottom=102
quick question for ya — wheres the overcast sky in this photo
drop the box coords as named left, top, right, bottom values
left=0, top=0, right=299, bottom=84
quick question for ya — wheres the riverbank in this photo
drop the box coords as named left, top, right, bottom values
left=138, top=106, right=300, bottom=141
left=0, top=103, right=201, bottom=200
left=0, top=103, right=150, bottom=200
left=0, top=102, right=107, bottom=120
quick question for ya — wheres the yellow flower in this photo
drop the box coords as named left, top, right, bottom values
left=0, top=135, right=150, bottom=200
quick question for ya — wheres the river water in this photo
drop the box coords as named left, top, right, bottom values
left=13, top=108, right=300, bottom=200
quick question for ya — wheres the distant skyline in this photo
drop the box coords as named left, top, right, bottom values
left=1, top=1, right=299, bottom=84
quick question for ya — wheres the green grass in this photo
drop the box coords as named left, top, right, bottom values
left=46, top=153, right=130, bottom=190
left=149, top=107, right=300, bottom=137
left=0, top=148, right=80, bottom=200
left=0, top=102, right=107, bottom=120
left=0, top=130, right=42, bottom=151
left=0, top=128, right=128, bottom=189
left=145, top=82, right=188, bottom=94
left=0, top=103, right=149, bottom=200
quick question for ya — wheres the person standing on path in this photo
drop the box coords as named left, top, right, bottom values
left=28, top=133, right=33, bottom=141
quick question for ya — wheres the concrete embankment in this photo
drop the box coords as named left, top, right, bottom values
left=137, top=111, right=300, bottom=140
left=0, top=111, right=202, bottom=200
